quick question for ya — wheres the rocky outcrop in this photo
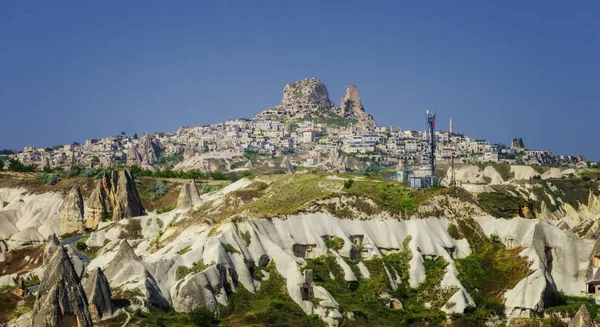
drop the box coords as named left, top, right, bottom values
left=511, top=138, right=526, bottom=149
left=325, top=148, right=349, bottom=173
left=281, top=156, right=294, bottom=174
left=0, top=238, right=7, bottom=262
left=568, top=304, right=594, bottom=327
left=83, top=267, right=114, bottom=322
left=280, top=78, right=334, bottom=111
left=86, top=169, right=145, bottom=229
left=256, top=78, right=335, bottom=119
left=338, top=85, right=375, bottom=129
left=103, top=240, right=168, bottom=307
left=126, top=135, right=163, bottom=168
left=176, top=182, right=202, bottom=211
left=12, top=276, right=30, bottom=297
left=59, top=185, right=85, bottom=236
left=243, top=160, right=254, bottom=169
left=43, top=233, right=60, bottom=264
left=31, top=246, right=93, bottom=327
left=170, top=270, right=220, bottom=313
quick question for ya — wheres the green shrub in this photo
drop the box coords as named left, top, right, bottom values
left=176, top=260, right=211, bottom=280
left=323, top=236, right=344, bottom=250
left=188, top=306, right=219, bottom=326
left=75, top=241, right=88, bottom=251
left=240, top=230, right=251, bottom=246
left=223, top=243, right=240, bottom=254
left=149, top=179, right=167, bottom=200
left=46, top=173, right=61, bottom=185
left=447, top=223, right=463, bottom=239
left=177, top=246, right=191, bottom=255
left=343, top=178, right=354, bottom=189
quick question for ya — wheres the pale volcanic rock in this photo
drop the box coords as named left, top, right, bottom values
left=176, top=182, right=202, bottom=212
left=83, top=267, right=114, bottom=322
left=59, top=185, right=85, bottom=236
left=338, top=85, right=375, bottom=128
left=568, top=304, right=594, bottom=327
left=103, top=240, right=169, bottom=307
left=126, top=135, right=163, bottom=168
left=256, top=77, right=335, bottom=119
left=280, top=77, right=334, bottom=111
left=85, top=169, right=145, bottom=229
left=31, top=246, right=93, bottom=327
left=281, top=156, right=294, bottom=174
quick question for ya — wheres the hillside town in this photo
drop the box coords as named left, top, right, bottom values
left=4, top=78, right=590, bottom=173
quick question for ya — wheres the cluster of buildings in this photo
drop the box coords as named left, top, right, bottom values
left=7, top=116, right=589, bottom=172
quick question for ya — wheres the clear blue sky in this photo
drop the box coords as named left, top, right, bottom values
left=1, top=1, right=598, bottom=160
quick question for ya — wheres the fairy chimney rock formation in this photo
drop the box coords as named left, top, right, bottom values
left=281, top=156, right=294, bottom=174
left=83, top=268, right=114, bottom=322
left=177, top=182, right=202, bottom=211
left=43, top=233, right=60, bottom=264
left=338, top=85, right=375, bottom=128
left=31, top=246, right=93, bottom=327
left=59, top=185, right=85, bottom=236
left=568, top=304, right=594, bottom=327
left=86, top=169, right=146, bottom=229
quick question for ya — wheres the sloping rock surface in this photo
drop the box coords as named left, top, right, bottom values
left=59, top=185, right=85, bottom=236
left=568, top=304, right=594, bottom=327
left=83, top=267, right=114, bottom=322
left=103, top=240, right=169, bottom=307
left=31, top=246, right=93, bottom=327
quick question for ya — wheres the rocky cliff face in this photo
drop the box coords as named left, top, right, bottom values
left=281, top=78, right=334, bottom=111
left=126, top=135, right=163, bottom=168
left=511, top=138, right=526, bottom=149
left=83, top=267, right=114, bottom=322
left=59, top=185, right=85, bottom=236
left=86, top=169, right=146, bottom=229
left=338, top=85, right=375, bottom=128
left=31, top=246, right=93, bottom=327
left=256, top=78, right=335, bottom=119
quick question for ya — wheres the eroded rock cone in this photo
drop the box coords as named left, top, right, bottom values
left=59, top=185, right=85, bottom=236
left=83, top=268, right=114, bottom=322
left=568, top=304, right=594, bottom=327
left=31, top=246, right=93, bottom=327
left=177, top=182, right=202, bottom=211
left=104, top=240, right=168, bottom=308
left=43, top=233, right=60, bottom=264
left=86, top=169, right=146, bottom=229
left=281, top=156, right=294, bottom=174
left=338, top=85, right=375, bottom=129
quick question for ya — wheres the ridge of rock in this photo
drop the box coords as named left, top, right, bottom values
left=31, top=246, right=93, bottom=327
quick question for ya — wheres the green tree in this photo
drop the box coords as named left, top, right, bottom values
left=8, top=158, right=35, bottom=172
left=133, top=133, right=138, bottom=139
